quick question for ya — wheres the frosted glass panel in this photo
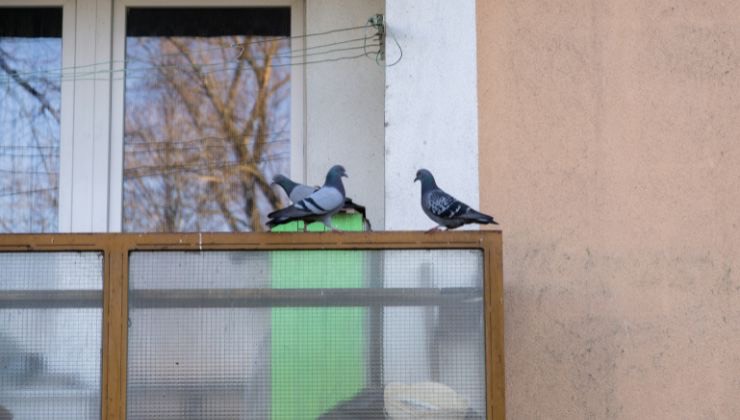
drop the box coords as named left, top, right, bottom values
left=127, top=249, right=485, bottom=419
left=0, top=252, right=103, bottom=420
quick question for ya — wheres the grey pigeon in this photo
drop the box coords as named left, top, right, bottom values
left=272, top=173, right=373, bottom=230
left=272, top=174, right=319, bottom=204
left=414, top=168, right=498, bottom=232
left=267, top=165, right=348, bottom=231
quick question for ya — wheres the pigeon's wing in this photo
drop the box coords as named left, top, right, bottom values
left=427, top=189, right=471, bottom=220
left=294, top=186, right=344, bottom=216
left=290, top=184, right=320, bottom=203
left=267, top=184, right=345, bottom=228
left=267, top=203, right=308, bottom=220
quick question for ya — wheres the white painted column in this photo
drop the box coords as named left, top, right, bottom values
left=384, top=0, right=480, bottom=231
left=382, top=0, right=481, bottom=404
left=62, top=0, right=112, bottom=232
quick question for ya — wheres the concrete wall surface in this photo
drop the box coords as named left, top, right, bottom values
left=305, top=0, right=386, bottom=229
left=477, top=1, right=740, bottom=418
left=385, top=0, right=479, bottom=230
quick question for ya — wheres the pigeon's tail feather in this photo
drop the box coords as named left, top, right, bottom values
left=266, top=217, right=295, bottom=228
left=463, top=209, right=498, bottom=225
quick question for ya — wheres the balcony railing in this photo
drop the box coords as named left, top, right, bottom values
left=0, top=231, right=504, bottom=420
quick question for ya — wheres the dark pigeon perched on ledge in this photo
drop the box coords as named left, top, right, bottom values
left=415, top=168, right=498, bottom=232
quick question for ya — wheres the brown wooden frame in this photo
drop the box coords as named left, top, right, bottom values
left=0, top=231, right=504, bottom=420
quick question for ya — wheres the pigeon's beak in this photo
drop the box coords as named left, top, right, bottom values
left=414, top=174, right=420, bottom=182
left=342, top=171, right=348, bottom=178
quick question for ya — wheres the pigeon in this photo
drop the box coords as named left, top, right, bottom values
left=414, top=168, right=498, bottom=232
left=272, top=174, right=319, bottom=204
left=267, top=165, right=348, bottom=231
left=271, top=173, right=373, bottom=230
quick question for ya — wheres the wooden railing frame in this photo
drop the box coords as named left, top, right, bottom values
left=0, top=231, right=505, bottom=420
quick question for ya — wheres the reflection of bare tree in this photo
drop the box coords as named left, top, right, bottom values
left=0, top=41, right=60, bottom=233
left=0, top=53, right=60, bottom=123
left=123, top=36, right=290, bottom=232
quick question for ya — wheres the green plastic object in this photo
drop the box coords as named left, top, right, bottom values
left=271, top=213, right=366, bottom=419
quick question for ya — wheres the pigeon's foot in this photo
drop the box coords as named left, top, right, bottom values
left=326, top=223, right=343, bottom=233
left=321, top=221, right=343, bottom=233
left=425, top=226, right=442, bottom=233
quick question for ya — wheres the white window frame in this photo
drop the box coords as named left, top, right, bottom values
left=109, top=0, right=306, bottom=232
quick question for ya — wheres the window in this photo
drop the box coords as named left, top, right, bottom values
left=0, top=1, right=304, bottom=233
left=0, top=8, right=63, bottom=232
left=121, top=7, right=291, bottom=232
left=0, top=1, right=387, bottom=234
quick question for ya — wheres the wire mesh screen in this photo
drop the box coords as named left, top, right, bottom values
left=0, top=252, right=103, bottom=419
left=127, top=249, right=485, bottom=420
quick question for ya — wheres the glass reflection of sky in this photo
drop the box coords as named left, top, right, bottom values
left=0, top=37, right=61, bottom=232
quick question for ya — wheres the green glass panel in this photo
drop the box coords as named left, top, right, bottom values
left=271, top=213, right=365, bottom=419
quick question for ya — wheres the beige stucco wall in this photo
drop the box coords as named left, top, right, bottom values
left=477, top=1, right=740, bottom=418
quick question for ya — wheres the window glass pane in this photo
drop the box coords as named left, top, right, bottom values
left=122, top=8, right=291, bottom=232
left=0, top=8, right=62, bottom=232
left=127, top=249, right=486, bottom=419
left=0, top=252, right=103, bottom=419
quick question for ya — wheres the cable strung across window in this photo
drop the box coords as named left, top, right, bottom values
left=0, top=15, right=400, bottom=86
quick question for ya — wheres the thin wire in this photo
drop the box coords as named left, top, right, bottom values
left=125, top=152, right=289, bottom=172
left=0, top=168, right=57, bottom=175
left=254, top=51, right=374, bottom=69
left=0, top=145, right=60, bottom=150
left=0, top=24, right=376, bottom=84
left=124, top=154, right=289, bottom=179
left=363, top=23, right=380, bottom=60
left=296, top=35, right=370, bottom=53
left=35, top=49, right=381, bottom=83
left=9, top=45, right=381, bottom=84
left=121, top=41, right=374, bottom=73
left=0, top=33, right=392, bottom=85
left=385, top=30, right=404, bottom=67
left=125, top=137, right=289, bottom=149
left=124, top=138, right=290, bottom=154
left=88, top=43, right=379, bottom=81
left=231, top=24, right=368, bottom=49
left=128, top=33, right=368, bottom=64
left=0, top=152, right=60, bottom=158
left=124, top=130, right=290, bottom=145
left=0, top=187, right=57, bottom=198
left=275, top=43, right=379, bottom=60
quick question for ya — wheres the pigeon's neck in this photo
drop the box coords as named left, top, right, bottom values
left=421, top=177, right=438, bottom=193
left=281, top=179, right=298, bottom=195
left=325, top=173, right=346, bottom=196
